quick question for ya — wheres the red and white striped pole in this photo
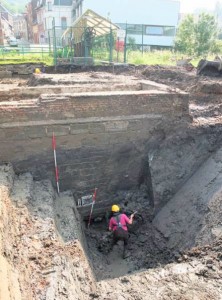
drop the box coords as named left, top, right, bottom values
left=52, top=132, right=60, bottom=194
left=88, top=188, right=98, bottom=229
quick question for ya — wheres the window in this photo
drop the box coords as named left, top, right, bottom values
left=72, top=9, right=76, bottom=19
left=117, top=23, right=142, bottom=34
left=48, top=2, right=52, bottom=10
left=127, top=24, right=142, bottom=35
left=61, top=17, right=67, bottom=29
left=54, top=0, right=72, bottom=5
left=117, top=23, right=176, bottom=37
left=145, top=26, right=163, bottom=35
left=145, top=26, right=175, bottom=36
left=37, top=13, right=43, bottom=24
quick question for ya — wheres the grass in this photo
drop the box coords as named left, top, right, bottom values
left=127, top=50, right=177, bottom=65
left=127, top=50, right=216, bottom=67
left=0, top=53, right=54, bottom=66
left=0, top=48, right=217, bottom=67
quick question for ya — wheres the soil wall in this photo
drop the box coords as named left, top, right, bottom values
left=0, top=165, right=30, bottom=300
left=0, top=164, right=96, bottom=299
left=0, top=64, right=44, bottom=78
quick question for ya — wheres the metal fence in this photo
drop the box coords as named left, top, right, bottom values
left=0, top=44, right=52, bottom=61
left=49, top=23, right=173, bottom=66
left=49, top=24, right=127, bottom=66
left=0, top=22, right=171, bottom=66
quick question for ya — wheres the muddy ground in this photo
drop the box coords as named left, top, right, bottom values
left=1, top=65, right=222, bottom=299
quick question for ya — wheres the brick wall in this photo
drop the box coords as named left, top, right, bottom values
left=0, top=91, right=189, bottom=123
left=0, top=90, right=190, bottom=210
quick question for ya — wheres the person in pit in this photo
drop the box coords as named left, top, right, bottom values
left=109, top=204, right=135, bottom=259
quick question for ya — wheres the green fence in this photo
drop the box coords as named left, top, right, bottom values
left=49, top=24, right=127, bottom=66
left=0, top=44, right=53, bottom=64
left=50, top=23, right=168, bottom=67
left=0, top=22, right=170, bottom=66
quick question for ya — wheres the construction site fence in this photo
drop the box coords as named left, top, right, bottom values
left=0, top=23, right=171, bottom=65
left=48, top=25, right=125, bottom=66
left=49, top=24, right=161, bottom=66
left=0, top=45, right=53, bottom=61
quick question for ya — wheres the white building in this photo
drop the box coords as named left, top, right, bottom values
left=13, top=14, right=28, bottom=41
left=36, top=0, right=73, bottom=44
left=72, top=0, right=180, bottom=48
left=0, top=3, right=14, bottom=44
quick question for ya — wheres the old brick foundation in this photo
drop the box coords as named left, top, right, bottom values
left=0, top=72, right=189, bottom=213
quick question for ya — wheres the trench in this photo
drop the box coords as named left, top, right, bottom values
left=1, top=66, right=222, bottom=298
left=78, top=158, right=157, bottom=281
left=79, top=197, right=168, bottom=281
left=51, top=152, right=164, bottom=281
left=0, top=70, right=181, bottom=285
left=53, top=185, right=172, bottom=282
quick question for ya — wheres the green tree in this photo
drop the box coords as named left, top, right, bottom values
left=175, top=13, right=218, bottom=56
left=175, top=15, right=195, bottom=55
left=211, top=39, right=222, bottom=53
left=194, top=13, right=218, bottom=55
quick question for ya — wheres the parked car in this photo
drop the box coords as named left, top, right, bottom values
left=7, top=37, right=18, bottom=47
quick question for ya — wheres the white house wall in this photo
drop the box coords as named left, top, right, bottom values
left=82, top=0, right=180, bottom=26
left=44, top=7, right=72, bottom=30
left=131, top=35, right=175, bottom=47
left=80, top=0, right=180, bottom=47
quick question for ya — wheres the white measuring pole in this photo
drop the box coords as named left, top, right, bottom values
left=88, top=188, right=98, bottom=229
left=52, top=132, right=60, bottom=194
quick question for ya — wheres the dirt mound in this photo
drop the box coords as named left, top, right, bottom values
left=39, top=64, right=198, bottom=91
left=27, top=75, right=57, bottom=86
left=141, top=65, right=197, bottom=90
left=179, top=237, right=222, bottom=279
left=190, top=81, right=222, bottom=94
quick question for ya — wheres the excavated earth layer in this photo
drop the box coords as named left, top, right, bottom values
left=1, top=164, right=222, bottom=299
left=1, top=65, right=222, bottom=299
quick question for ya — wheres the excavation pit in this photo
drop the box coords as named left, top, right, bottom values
left=1, top=65, right=222, bottom=299
left=80, top=194, right=171, bottom=281
left=0, top=70, right=189, bottom=212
